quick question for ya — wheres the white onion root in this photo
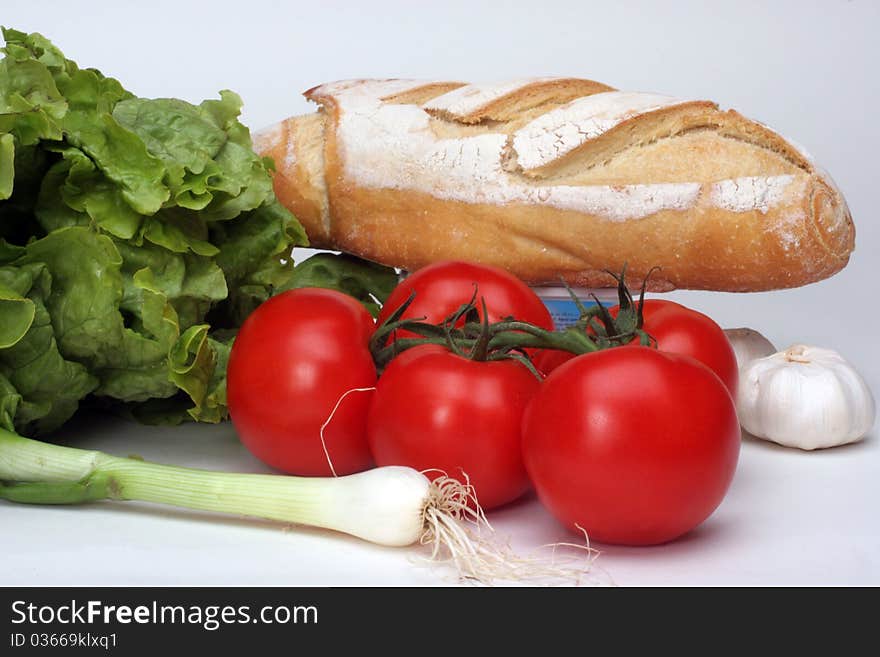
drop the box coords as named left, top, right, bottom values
left=419, top=472, right=607, bottom=586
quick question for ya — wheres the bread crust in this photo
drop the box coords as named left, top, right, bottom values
left=326, top=174, right=850, bottom=292
left=256, top=78, right=854, bottom=292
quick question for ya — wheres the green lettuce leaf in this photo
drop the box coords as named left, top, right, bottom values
left=0, top=29, right=66, bottom=146
left=210, top=198, right=306, bottom=325
left=0, top=133, right=13, bottom=200
left=168, top=325, right=232, bottom=424
left=282, top=253, right=399, bottom=317
left=0, top=279, right=34, bottom=348
left=0, top=373, right=21, bottom=431
left=0, top=28, right=394, bottom=436
left=0, top=260, right=98, bottom=435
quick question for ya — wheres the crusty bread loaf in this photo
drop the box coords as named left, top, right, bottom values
left=255, top=78, right=855, bottom=291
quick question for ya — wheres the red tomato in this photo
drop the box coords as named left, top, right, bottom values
left=377, top=261, right=553, bottom=339
left=367, top=344, right=541, bottom=509
left=630, top=300, right=738, bottom=395
left=227, top=288, right=376, bottom=476
left=536, top=300, right=738, bottom=395
left=532, top=347, right=576, bottom=375
left=522, top=346, right=740, bottom=546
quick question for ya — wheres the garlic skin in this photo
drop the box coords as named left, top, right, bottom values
left=724, top=328, right=776, bottom=371
left=738, top=345, right=875, bottom=450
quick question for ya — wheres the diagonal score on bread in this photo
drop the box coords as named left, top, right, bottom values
left=256, top=77, right=854, bottom=292
left=421, top=77, right=615, bottom=124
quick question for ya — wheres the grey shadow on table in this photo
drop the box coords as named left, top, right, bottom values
left=740, top=428, right=875, bottom=454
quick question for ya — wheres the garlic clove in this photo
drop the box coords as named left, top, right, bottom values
left=723, top=327, right=776, bottom=371
left=737, top=344, right=875, bottom=450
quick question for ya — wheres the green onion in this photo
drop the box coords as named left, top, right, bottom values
left=0, top=427, right=436, bottom=546
left=0, top=428, right=600, bottom=583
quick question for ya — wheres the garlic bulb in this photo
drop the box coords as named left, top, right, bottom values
left=738, top=345, right=875, bottom=450
left=723, top=328, right=776, bottom=371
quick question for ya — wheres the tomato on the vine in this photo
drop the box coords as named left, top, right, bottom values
left=536, top=299, right=738, bottom=395
left=630, top=300, right=738, bottom=395
left=523, top=346, right=740, bottom=546
left=377, top=261, right=553, bottom=339
left=532, top=346, right=576, bottom=375
left=367, top=344, right=541, bottom=510
left=227, top=288, right=377, bottom=477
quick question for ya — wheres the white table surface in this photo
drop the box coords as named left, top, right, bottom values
left=2, top=0, right=878, bottom=586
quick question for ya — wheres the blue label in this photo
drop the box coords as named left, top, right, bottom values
left=542, top=298, right=611, bottom=330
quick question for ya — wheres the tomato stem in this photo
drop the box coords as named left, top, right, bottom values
left=370, top=264, right=659, bottom=372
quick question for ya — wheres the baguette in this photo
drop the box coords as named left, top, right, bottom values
left=255, top=78, right=855, bottom=291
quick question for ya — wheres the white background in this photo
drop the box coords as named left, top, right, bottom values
left=2, top=0, right=878, bottom=586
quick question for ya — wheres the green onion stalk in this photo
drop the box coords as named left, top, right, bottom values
left=0, top=426, right=443, bottom=546
left=0, top=427, right=600, bottom=584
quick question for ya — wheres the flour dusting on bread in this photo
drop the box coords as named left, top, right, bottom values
left=711, top=175, right=798, bottom=214
left=310, top=80, right=802, bottom=221
left=253, top=123, right=284, bottom=160
left=422, top=78, right=559, bottom=117
left=510, top=92, right=690, bottom=170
